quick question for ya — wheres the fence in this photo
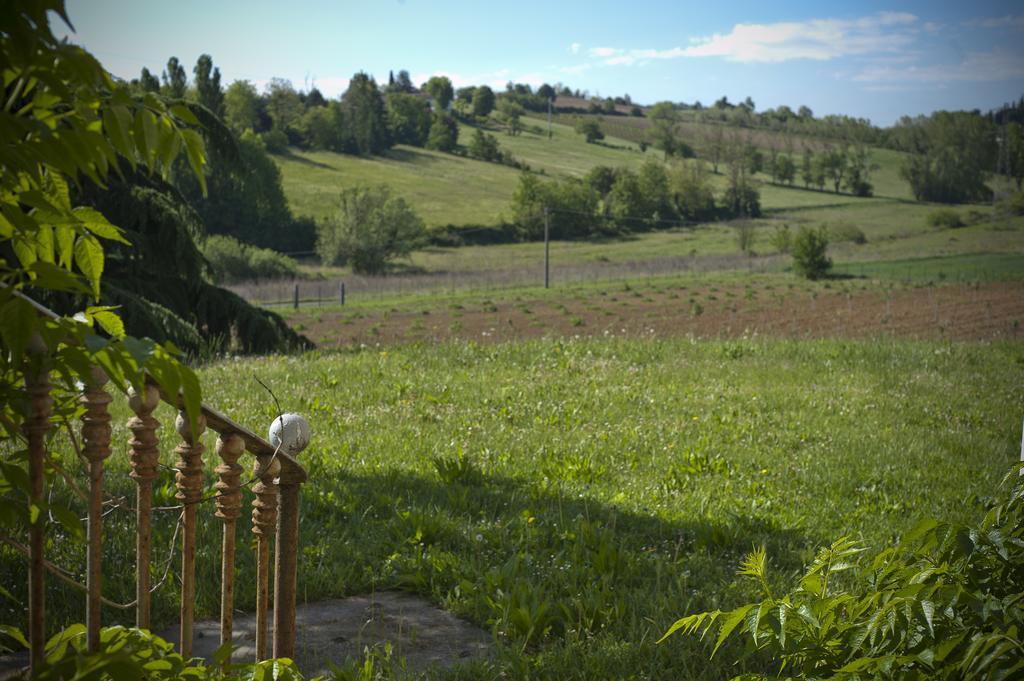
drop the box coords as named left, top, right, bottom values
left=17, top=293, right=309, bottom=672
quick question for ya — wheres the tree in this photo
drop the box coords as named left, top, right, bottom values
left=705, top=125, right=726, bottom=173
left=584, top=165, right=619, bottom=197
left=426, top=114, right=458, bottom=152
left=496, top=99, right=525, bottom=135
left=386, top=92, right=431, bottom=146
left=304, top=87, right=326, bottom=108
left=1006, top=122, right=1024, bottom=190
left=900, top=111, right=995, bottom=203
left=192, top=54, right=223, bottom=117
left=468, top=129, right=502, bottom=162
left=161, top=56, right=187, bottom=98
left=798, top=105, right=813, bottom=119
left=537, top=83, right=556, bottom=100
left=456, top=86, right=477, bottom=112
left=801, top=149, right=815, bottom=188
left=791, top=226, right=832, bottom=279
left=648, top=101, right=680, bottom=159
left=298, top=102, right=346, bottom=151
left=138, top=67, right=160, bottom=93
left=775, top=155, right=796, bottom=185
left=425, top=76, right=454, bottom=111
left=819, top=146, right=848, bottom=193
left=669, top=160, right=716, bottom=221
left=265, top=78, right=304, bottom=136
left=509, top=173, right=599, bottom=240
left=472, top=85, right=495, bottom=117
left=575, top=118, right=604, bottom=143
left=340, top=72, right=391, bottom=155
left=316, top=186, right=425, bottom=274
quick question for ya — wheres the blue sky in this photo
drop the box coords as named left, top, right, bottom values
left=60, top=0, right=1024, bottom=126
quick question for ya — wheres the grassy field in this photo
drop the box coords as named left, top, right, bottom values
left=4, top=338, right=1021, bottom=678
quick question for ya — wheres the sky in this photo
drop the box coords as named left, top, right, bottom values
left=59, top=0, right=1024, bottom=126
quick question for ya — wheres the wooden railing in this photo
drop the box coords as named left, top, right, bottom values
left=18, top=294, right=309, bottom=671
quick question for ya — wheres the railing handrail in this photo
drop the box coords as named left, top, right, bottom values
left=11, top=287, right=306, bottom=479
left=13, top=285, right=309, bottom=669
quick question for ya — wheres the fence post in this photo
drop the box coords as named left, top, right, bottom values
left=174, top=411, right=207, bottom=658
left=251, top=454, right=280, bottom=661
left=81, top=367, right=113, bottom=652
left=293, top=284, right=299, bottom=310
left=24, top=351, right=51, bottom=672
left=128, top=384, right=161, bottom=631
left=215, top=434, right=245, bottom=665
left=340, top=282, right=345, bottom=306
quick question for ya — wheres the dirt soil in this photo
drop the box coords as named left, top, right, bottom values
left=293, top=281, right=1024, bottom=349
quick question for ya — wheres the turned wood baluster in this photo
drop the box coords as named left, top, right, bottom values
left=174, top=411, right=206, bottom=658
left=251, top=454, right=280, bottom=661
left=24, top=354, right=51, bottom=672
left=81, top=367, right=113, bottom=652
left=127, top=384, right=161, bottom=630
left=214, top=433, right=244, bottom=663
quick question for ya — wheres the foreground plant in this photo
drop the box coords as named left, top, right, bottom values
left=660, top=465, right=1024, bottom=679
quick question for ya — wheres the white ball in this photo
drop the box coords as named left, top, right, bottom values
left=268, top=413, right=310, bottom=456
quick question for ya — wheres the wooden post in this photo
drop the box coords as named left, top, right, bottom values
left=273, top=468, right=303, bottom=659
left=544, top=206, right=550, bottom=289
left=24, top=358, right=51, bottom=672
left=251, top=454, right=280, bottom=661
left=128, top=384, right=161, bottom=630
left=81, top=367, right=112, bottom=652
left=215, top=434, right=245, bottom=664
left=340, top=282, right=345, bottom=306
left=174, top=411, right=206, bottom=658
left=293, top=284, right=299, bottom=310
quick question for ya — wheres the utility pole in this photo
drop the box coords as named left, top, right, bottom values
left=547, top=97, right=553, bottom=139
left=544, top=206, right=550, bottom=289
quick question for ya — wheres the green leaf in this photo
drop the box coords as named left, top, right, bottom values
left=49, top=501, right=85, bottom=541
left=920, top=599, right=935, bottom=637
left=0, top=625, right=29, bottom=650
left=55, top=224, right=75, bottom=269
left=712, top=604, right=755, bottom=657
left=12, top=236, right=37, bottom=269
left=179, top=362, right=203, bottom=438
left=27, top=261, right=91, bottom=295
left=74, top=206, right=130, bottom=244
left=0, top=296, right=36, bottom=363
left=180, top=128, right=207, bottom=195
left=73, top=234, right=104, bottom=299
left=34, top=224, right=55, bottom=263
left=170, top=103, right=199, bottom=125
left=87, top=306, right=125, bottom=339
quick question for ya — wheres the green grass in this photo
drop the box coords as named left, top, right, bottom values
left=5, top=338, right=1022, bottom=678
left=832, top=252, right=1024, bottom=282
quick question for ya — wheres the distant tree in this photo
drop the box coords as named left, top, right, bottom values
left=468, top=128, right=502, bottom=161
left=669, top=160, right=716, bottom=221
left=161, top=56, right=187, bottom=98
left=193, top=53, right=223, bottom=116
left=801, top=149, right=815, bottom=188
left=298, top=103, right=346, bottom=151
left=224, top=80, right=260, bottom=132
left=138, top=67, right=160, bottom=93
left=386, top=92, right=431, bottom=146
left=575, top=117, right=604, bottom=143
left=705, top=124, right=726, bottom=173
left=637, top=160, right=674, bottom=223
left=509, top=172, right=600, bottom=240
left=1007, top=122, right=1024, bottom=190
left=497, top=99, right=525, bottom=135
left=741, top=96, right=756, bottom=112
left=844, top=144, right=875, bottom=196
left=722, top=134, right=761, bottom=217
left=900, top=111, right=995, bottom=203
left=472, top=85, right=495, bottom=117
left=584, top=165, right=618, bottom=197
left=798, top=105, right=813, bottom=119
left=456, top=86, right=476, bottom=111
left=425, top=75, right=454, bottom=111
left=304, top=87, right=327, bottom=108
left=340, top=72, right=391, bottom=154
left=791, top=226, right=832, bottom=279
left=426, top=114, right=458, bottom=152
left=265, top=78, right=304, bottom=134
left=648, top=101, right=680, bottom=159
left=394, top=69, right=415, bottom=93
left=603, top=98, right=617, bottom=114
left=774, top=154, right=796, bottom=185
left=714, top=95, right=732, bottom=110
left=819, top=146, right=848, bottom=193
left=317, top=186, right=425, bottom=273
left=537, top=83, right=556, bottom=100
left=630, top=105, right=643, bottom=117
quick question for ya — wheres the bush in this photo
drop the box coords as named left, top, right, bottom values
left=733, top=221, right=755, bottom=254
left=721, top=183, right=761, bottom=218
left=468, top=128, right=502, bottom=162
left=661, top=465, right=1024, bottom=681
left=791, top=226, right=832, bottom=279
left=575, top=118, right=604, bottom=143
left=997, top=191, right=1024, bottom=216
left=426, top=114, right=458, bottom=152
left=769, top=223, right=792, bottom=253
left=202, top=235, right=298, bottom=284
left=316, top=185, right=425, bottom=274
left=261, top=127, right=289, bottom=153
left=927, top=208, right=965, bottom=229
left=829, top=222, right=867, bottom=244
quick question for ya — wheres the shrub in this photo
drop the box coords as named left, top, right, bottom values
left=769, top=223, right=792, bottom=253
left=791, top=226, right=831, bottom=279
left=661, top=465, right=1024, bottom=681
left=927, top=208, right=964, bottom=229
left=997, top=191, right=1024, bottom=216
left=575, top=118, right=604, bottom=143
left=316, top=185, right=425, bottom=274
left=733, top=221, right=755, bottom=254
left=202, top=235, right=298, bottom=284
left=426, top=114, right=458, bottom=152
left=721, top=183, right=762, bottom=218
left=468, top=129, right=502, bottom=162
left=829, top=222, right=868, bottom=244
left=261, top=127, right=289, bottom=153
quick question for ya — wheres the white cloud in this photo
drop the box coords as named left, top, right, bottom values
left=853, top=48, right=1024, bottom=83
left=569, top=42, right=581, bottom=55
left=587, top=12, right=919, bottom=65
